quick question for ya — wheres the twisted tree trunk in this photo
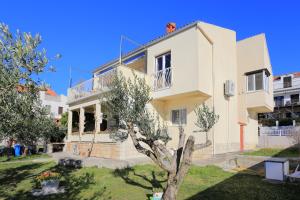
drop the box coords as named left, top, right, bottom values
left=162, top=135, right=195, bottom=200
left=126, top=123, right=212, bottom=200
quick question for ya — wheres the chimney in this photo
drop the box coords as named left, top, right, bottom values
left=166, top=22, right=176, bottom=34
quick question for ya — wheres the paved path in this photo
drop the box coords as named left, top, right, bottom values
left=50, top=152, right=152, bottom=169
left=51, top=151, right=242, bottom=170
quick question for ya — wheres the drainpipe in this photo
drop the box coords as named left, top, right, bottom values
left=196, top=24, right=216, bottom=155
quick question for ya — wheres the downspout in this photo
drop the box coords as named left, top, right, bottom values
left=196, top=23, right=216, bottom=155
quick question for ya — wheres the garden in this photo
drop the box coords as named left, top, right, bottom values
left=0, top=154, right=300, bottom=200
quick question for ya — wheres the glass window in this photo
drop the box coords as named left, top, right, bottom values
left=291, top=94, right=299, bottom=104
left=58, top=107, right=63, bottom=115
left=156, top=52, right=171, bottom=71
left=165, top=54, right=171, bottom=68
left=247, top=74, right=254, bottom=91
left=283, top=76, right=292, bottom=88
left=157, top=57, right=163, bottom=71
left=246, top=70, right=269, bottom=92
left=255, top=72, right=263, bottom=90
left=171, top=109, right=187, bottom=125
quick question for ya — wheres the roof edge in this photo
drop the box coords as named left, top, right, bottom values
left=93, top=21, right=201, bottom=73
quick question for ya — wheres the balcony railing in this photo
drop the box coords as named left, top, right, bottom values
left=153, top=67, right=172, bottom=91
left=68, top=70, right=115, bottom=102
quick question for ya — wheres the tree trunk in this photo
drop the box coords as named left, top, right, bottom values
left=163, top=181, right=178, bottom=200
left=162, top=136, right=195, bottom=200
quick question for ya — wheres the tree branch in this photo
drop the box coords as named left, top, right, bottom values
left=175, top=135, right=195, bottom=186
left=127, top=124, right=172, bottom=172
left=174, top=126, right=186, bottom=173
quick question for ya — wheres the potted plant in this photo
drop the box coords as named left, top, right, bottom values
left=152, top=187, right=163, bottom=200
left=36, top=171, right=61, bottom=193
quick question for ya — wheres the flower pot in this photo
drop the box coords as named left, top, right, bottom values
left=41, top=179, right=60, bottom=193
left=153, top=192, right=163, bottom=200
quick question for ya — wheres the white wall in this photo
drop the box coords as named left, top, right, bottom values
left=40, top=91, right=68, bottom=119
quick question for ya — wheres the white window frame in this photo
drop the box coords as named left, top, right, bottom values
left=155, top=52, right=171, bottom=72
left=246, top=70, right=269, bottom=92
left=171, top=108, right=187, bottom=126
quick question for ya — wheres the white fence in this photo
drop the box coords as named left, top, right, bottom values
left=259, top=126, right=300, bottom=148
left=260, top=126, right=300, bottom=136
left=67, top=70, right=115, bottom=102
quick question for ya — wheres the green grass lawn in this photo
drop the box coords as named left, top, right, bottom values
left=0, top=153, right=50, bottom=162
left=243, top=148, right=300, bottom=157
left=0, top=158, right=299, bottom=200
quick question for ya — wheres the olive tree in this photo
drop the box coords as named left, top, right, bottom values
left=0, top=22, right=60, bottom=147
left=102, top=72, right=219, bottom=200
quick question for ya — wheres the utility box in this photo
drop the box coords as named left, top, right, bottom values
left=265, top=158, right=289, bottom=181
left=224, top=80, right=235, bottom=97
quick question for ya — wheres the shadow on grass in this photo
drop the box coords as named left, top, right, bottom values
left=0, top=163, right=111, bottom=200
left=187, top=146, right=300, bottom=200
left=113, top=167, right=167, bottom=199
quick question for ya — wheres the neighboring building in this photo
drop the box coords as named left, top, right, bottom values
left=259, top=72, right=300, bottom=122
left=65, top=21, right=273, bottom=160
left=40, top=88, right=68, bottom=121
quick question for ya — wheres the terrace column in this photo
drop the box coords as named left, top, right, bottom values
left=79, top=107, right=85, bottom=136
left=67, top=110, right=73, bottom=138
left=95, top=103, right=102, bottom=133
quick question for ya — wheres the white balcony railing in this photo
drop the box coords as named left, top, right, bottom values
left=153, top=67, right=172, bottom=91
left=68, top=70, right=115, bottom=102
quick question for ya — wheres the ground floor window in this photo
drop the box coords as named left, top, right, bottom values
left=171, top=109, right=187, bottom=125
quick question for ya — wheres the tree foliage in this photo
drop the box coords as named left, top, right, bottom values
left=102, top=72, right=219, bottom=200
left=0, top=22, right=60, bottom=145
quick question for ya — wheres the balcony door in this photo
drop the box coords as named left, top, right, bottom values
left=155, top=52, right=171, bottom=90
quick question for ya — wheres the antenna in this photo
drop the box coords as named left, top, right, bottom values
left=119, top=35, right=142, bottom=65
left=69, top=66, right=72, bottom=88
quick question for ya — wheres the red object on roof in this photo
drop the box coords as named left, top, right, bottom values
left=273, top=76, right=281, bottom=81
left=166, top=22, right=176, bottom=34
left=45, top=88, right=57, bottom=96
left=293, top=72, right=300, bottom=78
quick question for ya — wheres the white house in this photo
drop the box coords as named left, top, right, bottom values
left=40, top=88, right=68, bottom=121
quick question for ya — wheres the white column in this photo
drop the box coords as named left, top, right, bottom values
left=79, top=107, right=85, bottom=136
left=67, top=110, right=73, bottom=138
left=95, top=103, right=102, bottom=133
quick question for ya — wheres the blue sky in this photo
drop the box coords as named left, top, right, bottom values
left=1, top=0, right=299, bottom=95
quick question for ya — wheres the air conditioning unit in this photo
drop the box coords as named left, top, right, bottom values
left=224, top=80, right=235, bottom=97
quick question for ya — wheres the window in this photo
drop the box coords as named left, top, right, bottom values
left=274, top=96, right=284, bottom=107
left=58, top=107, right=63, bottom=115
left=283, top=76, right=292, bottom=88
left=156, top=52, right=171, bottom=71
left=246, top=70, right=269, bottom=92
left=291, top=94, right=299, bottom=104
left=171, top=109, right=187, bottom=125
left=45, top=105, right=51, bottom=112
left=155, top=52, right=172, bottom=89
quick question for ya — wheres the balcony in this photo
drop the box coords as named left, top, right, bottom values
left=246, top=90, right=274, bottom=113
left=153, top=68, right=172, bottom=91
left=67, top=65, right=149, bottom=104
left=68, top=70, right=115, bottom=103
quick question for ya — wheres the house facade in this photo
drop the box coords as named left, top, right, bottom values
left=40, top=88, right=68, bottom=121
left=65, top=21, right=273, bottom=160
left=258, top=72, right=300, bottom=123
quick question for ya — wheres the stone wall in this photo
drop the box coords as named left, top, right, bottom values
left=66, top=142, right=120, bottom=159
